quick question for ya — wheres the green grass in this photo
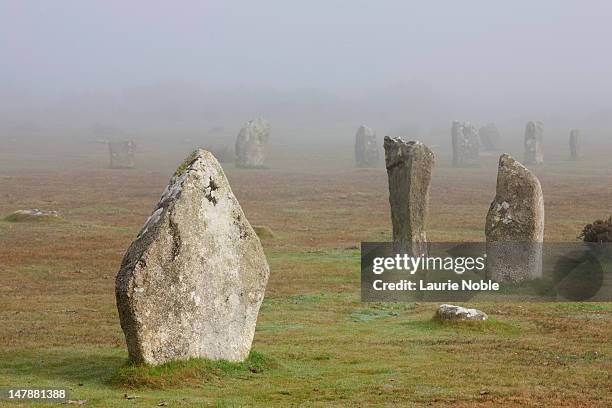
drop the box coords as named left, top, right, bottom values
left=109, top=351, right=276, bottom=389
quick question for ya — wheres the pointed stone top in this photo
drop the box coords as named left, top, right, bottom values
left=526, top=120, right=543, bottom=132
left=240, top=117, right=271, bottom=138
left=245, top=116, right=269, bottom=126
left=383, top=137, right=432, bottom=170
left=498, top=154, right=539, bottom=185
left=358, top=124, right=374, bottom=132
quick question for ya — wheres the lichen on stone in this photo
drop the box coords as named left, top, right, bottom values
left=174, top=149, right=201, bottom=177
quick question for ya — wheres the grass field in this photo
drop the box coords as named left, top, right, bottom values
left=0, top=139, right=611, bottom=407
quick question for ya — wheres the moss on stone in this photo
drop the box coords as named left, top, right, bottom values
left=173, top=149, right=201, bottom=177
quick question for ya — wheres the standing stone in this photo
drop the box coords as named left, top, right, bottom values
left=115, top=149, right=270, bottom=365
left=451, top=121, right=479, bottom=166
left=524, top=121, right=544, bottom=164
left=235, top=118, right=270, bottom=168
left=354, top=125, right=379, bottom=167
left=109, top=140, right=136, bottom=169
left=478, top=123, right=501, bottom=151
left=384, top=137, right=435, bottom=255
left=569, top=129, right=580, bottom=160
left=485, top=154, right=544, bottom=282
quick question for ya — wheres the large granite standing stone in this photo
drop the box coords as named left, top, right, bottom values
left=109, top=141, right=136, bottom=169
left=354, top=125, right=379, bottom=167
left=478, top=123, right=501, bottom=151
left=485, top=154, right=544, bottom=282
left=451, top=121, right=479, bottom=166
left=524, top=121, right=544, bottom=164
left=235, top=118, right=270, bottom=168
left=116, top=149, right=270, bottom=365
left=384, top=137, right=435, bottom=255
left=569, top=129, right=580, bottom=160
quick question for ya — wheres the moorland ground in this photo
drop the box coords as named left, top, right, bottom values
left=0, top=138, right=611, bottom=407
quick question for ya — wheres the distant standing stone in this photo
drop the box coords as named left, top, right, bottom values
left=115, top=149, right=270, bottom=365
left=524, top=121, right=544, bottom=164
left=435, top=304, right=488, bottom=321
left=109, top=141, right=136, bottom=169
left=384, top=137, right=435, bottom=255
left=485, top=154, right=544, bottom=282
left=235, top=118, right=270, bottom=168
left=354, top=125, right=379, bottom=167
left=569, top=129, right=580, bottom=160
left=478, top=123, right=501, bottom=151
left=451, top=121, right=479, bottom=166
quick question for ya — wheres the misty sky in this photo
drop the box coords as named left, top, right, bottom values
left=1, top=1, right=612, bottom=122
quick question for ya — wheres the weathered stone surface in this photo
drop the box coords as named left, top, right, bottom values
left=435, top=304, right=488, bottom=321
left=569, top=129, right=580, bottom=160
left=116, top=149, right=270, bottom=365
left=524, top=121, right=544, bottom=164
left=451, top=121, right=479, bottom=166
left=235, top=118, right=270, bottom=168
left=109, top=141, right=136, bottom=169
left=4, top=209, right=60, bottom=222
left=478, top=123, right=501, bottom=151
left=485, top=154, right=544, bottom=282
left=354, top=125, right=379, bottom=167
left=384, top=137, right=435, bottom=255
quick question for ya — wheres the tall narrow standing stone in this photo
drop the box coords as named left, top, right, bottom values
left=569, top=129, right=580, bottom=160
left=116, top=149, right=270, bottom=365
left=524, top=121, right=544, bottom=164
left=354, top=125, right=379, bottom=167
left=384, top=137, right=435, bottom=255
left=451, top=121, right=479, bottom=166
left=485, top=154, right=544, bottom=282
left=235, top=118, right=270, bottom=168
left=109, top=141, right=136, bottom=169
left=478, top=123, right=501, bottom=151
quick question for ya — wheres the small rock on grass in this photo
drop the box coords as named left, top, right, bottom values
left=435, top=304, right=488, bottom=321
left=4, top=209, right=61, bottom=222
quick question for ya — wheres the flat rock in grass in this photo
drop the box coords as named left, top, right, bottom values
left=4, top=209, right=61, bottom=222
left=436, top=304, right=488, bottom=321
left=115, top=149, right=270, bottom=365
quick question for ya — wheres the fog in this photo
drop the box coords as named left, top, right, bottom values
left=1, top=1, right=611, bottom=143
